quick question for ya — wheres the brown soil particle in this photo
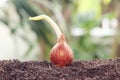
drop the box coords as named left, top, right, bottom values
left=0, top=58, right=120, bottom=80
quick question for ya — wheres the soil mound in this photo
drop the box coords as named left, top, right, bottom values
left=0, top=58, right=120, bottom=80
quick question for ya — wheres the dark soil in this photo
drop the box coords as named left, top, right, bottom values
left=0, top=58, right=120, bottom=80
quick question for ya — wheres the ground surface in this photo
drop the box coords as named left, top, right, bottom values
left=0, top=58, right=120, bottom=80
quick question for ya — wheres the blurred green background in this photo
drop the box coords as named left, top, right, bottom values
left=0, top=0, right=120, bottom=61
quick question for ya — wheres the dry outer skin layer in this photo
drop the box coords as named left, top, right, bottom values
left=0, top=58, right=120, bottom=80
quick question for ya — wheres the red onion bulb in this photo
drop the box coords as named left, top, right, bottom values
left=29, top=15, right=74, bottom=67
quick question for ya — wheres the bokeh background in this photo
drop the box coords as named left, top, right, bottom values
left=0, top=0, right=120, bottom=61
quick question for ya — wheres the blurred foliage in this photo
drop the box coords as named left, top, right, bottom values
left=0, top=0, right=119, bottom=60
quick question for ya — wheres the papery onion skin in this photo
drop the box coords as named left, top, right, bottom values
left=50, top=34, right=74, bottom=67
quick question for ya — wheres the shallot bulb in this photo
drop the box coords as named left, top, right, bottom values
left=50, top=34, right=74, bottom=67
left=29, top=15, right=74, bottom=67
